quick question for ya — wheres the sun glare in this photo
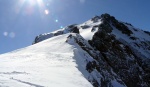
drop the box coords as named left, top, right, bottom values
left=45, top=9, right=49, bottom=15
left=17, top=0, right=50, bottom=15
left=25, top=0, right=44, bottom=6
left=3, top=32, right=8, bottom=36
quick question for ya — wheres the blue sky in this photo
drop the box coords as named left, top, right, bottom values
left=0, top=0, right=150, bottom=54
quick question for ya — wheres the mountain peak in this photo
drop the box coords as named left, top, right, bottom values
left=32, top=13, right=150, bottom=86
left=91, top=13, right=112, bottom=22
left=1, top=13, right=149, bottom=87
left=32, top=13, right=150, bottom=87
left=100, top=13, right=112, bottom=20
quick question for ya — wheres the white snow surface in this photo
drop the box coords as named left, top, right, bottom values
left=79, top=20, right=100, bottom=40
left=0, top=34, right=92, bottom=87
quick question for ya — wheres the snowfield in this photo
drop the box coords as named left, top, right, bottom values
left=0, top=34, right=92, bottom=87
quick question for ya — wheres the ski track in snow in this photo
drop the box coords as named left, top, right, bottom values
left=11, top=78, right=44, bottom=87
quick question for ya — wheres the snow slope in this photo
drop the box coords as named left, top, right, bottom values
left=0, top=34, right=92, bottom=87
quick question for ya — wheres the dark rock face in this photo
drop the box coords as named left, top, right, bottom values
left=67, top=34, right=123, bottom=87
left=100, top=13, right=133, bottom=36
left=73, top=29, right=150, bottom=87
left=144, top=30, right=150, bottom=36
left=33, top=24, right=79, bottom=44
left=91, top=16, right=101, bottom=23
left=87, top=14, right=150, bottom=87
left=91, top=30, right=149, bottom=87
left=70, top=26, right=79, bottom=34
left=66, top=34, right=119, bottom=87
left=81, top=25, right=90, bottom=29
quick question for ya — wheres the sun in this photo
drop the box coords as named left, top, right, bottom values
left=17, top=0, right=51, bottom=16
left=18, top=0, right=46, bottom=13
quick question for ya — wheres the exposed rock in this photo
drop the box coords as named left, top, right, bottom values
left=144, top=30, right=150, bottom=36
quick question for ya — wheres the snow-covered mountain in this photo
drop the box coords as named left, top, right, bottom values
left=1, top=13, right=150, bottom=87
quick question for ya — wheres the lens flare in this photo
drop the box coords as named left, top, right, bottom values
left=55, top=19, right=58, bottom=22
left=27, top=0, right=36, bottom=6
left=17, top=0, right=51, bottom=16
left=3, top=32, right=8, bottom=36
left=60, top=26, right=63, bottom=28
left=24, top=0, right=44, bottom=6
left=45, top=9, right=49, bottom=15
